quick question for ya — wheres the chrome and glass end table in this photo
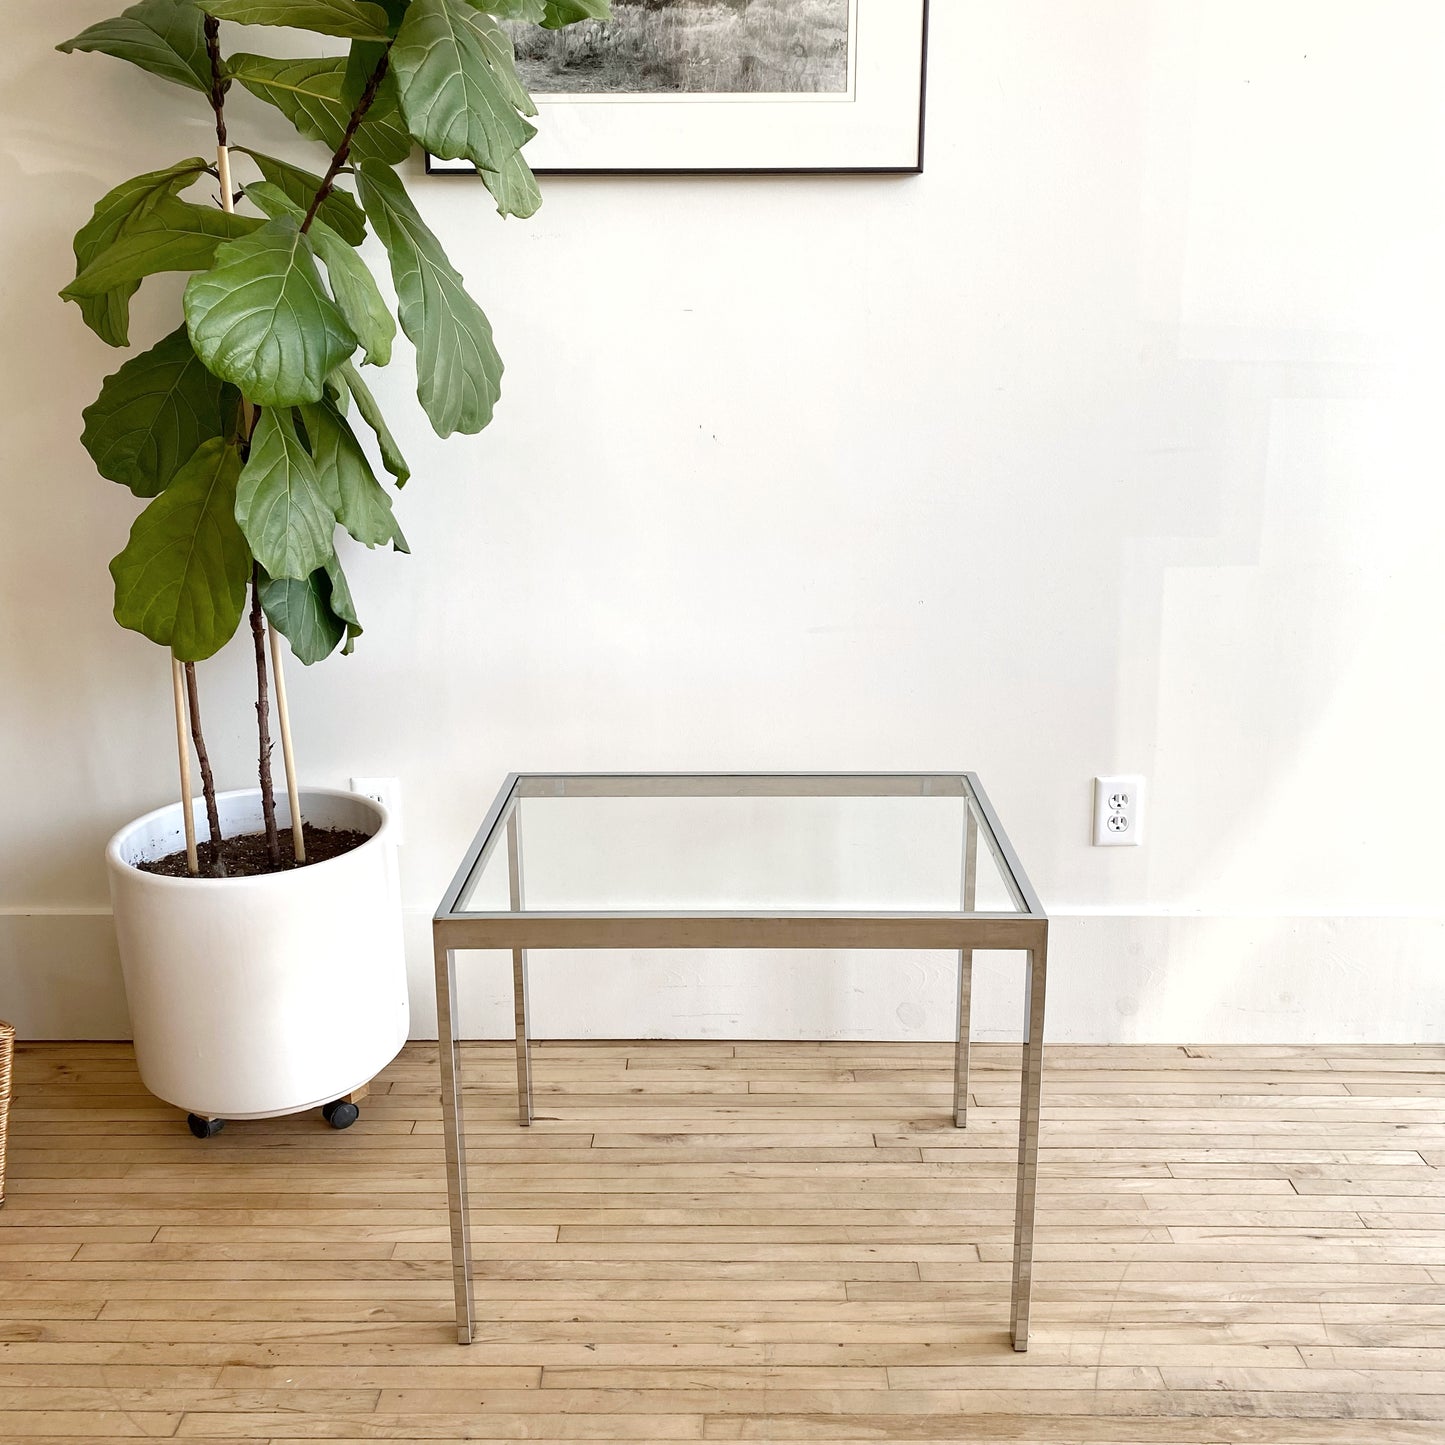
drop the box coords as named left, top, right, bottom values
left=432, top=773, right=1047, bottom=1350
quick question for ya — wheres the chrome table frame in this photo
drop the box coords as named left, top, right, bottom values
left=432, top=772, right=1047, bottom=1350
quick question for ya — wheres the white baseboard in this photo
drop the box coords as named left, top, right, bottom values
left=2, top=908, right=1441, bottom=1044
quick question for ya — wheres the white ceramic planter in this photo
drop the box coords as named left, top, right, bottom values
left=106, top=788, right=408, bottom=1121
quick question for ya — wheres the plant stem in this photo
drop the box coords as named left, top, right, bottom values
left=249, top=564, right=281, bottom=867
left=183, top=663, right=227, bottom=877
left=301, top=46, right=393, bottom=234
left=201, top=15, right=381, bottom=875
left=203, top=14, right=228, bottom=149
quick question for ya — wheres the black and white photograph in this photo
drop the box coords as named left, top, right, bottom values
left=427, top=0, right=927, bottom=173
left=507, top=0, right=853, bottom=96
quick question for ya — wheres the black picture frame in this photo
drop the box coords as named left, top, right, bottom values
left=425, top=0, right=929, bottom=178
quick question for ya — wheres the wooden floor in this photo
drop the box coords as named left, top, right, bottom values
left=1, top=1040, right=1443, bottom=1443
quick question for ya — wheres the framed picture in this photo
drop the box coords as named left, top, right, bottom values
left=425, top=0, right=928, bottom=177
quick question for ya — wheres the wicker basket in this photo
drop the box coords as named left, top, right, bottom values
left=0, top=1020, right=13, bottom=1206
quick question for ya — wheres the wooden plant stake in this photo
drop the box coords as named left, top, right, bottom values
left=170, top=657, right=199, bottom=877
left=217, top=138, right=305, bottom=866
left=268, top=626, right=306, bottom=863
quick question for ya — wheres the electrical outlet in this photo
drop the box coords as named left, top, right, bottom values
left=1093, top=775, right=1144, bottom=847
left=351, top=777, right=404, bottom=844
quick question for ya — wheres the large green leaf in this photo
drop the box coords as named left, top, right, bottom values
left=474, top=0, right=610, bottom=27
left=236, top=407, right=337, bottom=579
left=541, top=0, right=610, bottom=24
left=471, top=0, right=547, bottom=18
left=298, top=400, right=409, bottom=550
left=259, top=545, right=364, bottom=663
left=245, top=183, right=394, bottom=367
left=446, top=2, right=539, bottom=118
left=66, top=158, right=210, bottom=347
left=226, top=53, right=413, bottom=165
left=110, top=438, right=251, bottom=662
left=478, top=147, right=541, bottom=220
left=185, top=218, right=357, bottom=409
left=64, top=198, right=261, bottom=301
left=391, top=0, right=535, bottom=175
left=333, top=361, right=410, bottom=485
left=324, top=552, right=364, bottom=653
left=57, top=0, right=210, bottom=93
left=291, top=407, right=341, bottom=512
left=342, top=36, right=390, bottom=109
left=81, top=325, right=240, bottom=498
left=356, top=160, right=502, bottom=436
left=324, top=370, right=351, bottom=415
left=200, top=0, right=391, bottom=40
left=259, top=566, right=346, bottom=664
left=234, top=147, right=367, bottom=245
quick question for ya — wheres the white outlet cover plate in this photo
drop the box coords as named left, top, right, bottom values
left=1093, top=775, right=1144, bottom=847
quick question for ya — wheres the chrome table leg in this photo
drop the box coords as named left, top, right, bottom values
left=433, top=934, right=474, bottom=1344
left=1010, top=932, right=1047, bottom=1350
left=507, top=811, right=533, bottom=1127
left=954, top=810, right=979, bottom=1129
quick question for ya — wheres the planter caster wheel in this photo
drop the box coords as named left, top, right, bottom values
left=322, top=1100, right=359, bottom=1130
left=187, top=1114, right=224, bottom=1139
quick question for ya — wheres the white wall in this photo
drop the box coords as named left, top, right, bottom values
left=2, top=1, right=1442, bottom=1043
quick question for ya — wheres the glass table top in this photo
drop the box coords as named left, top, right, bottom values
left=439, top=774, right=1041, bottom=920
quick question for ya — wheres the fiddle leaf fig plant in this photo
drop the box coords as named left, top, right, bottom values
left=60, top=0, right=610, bottom=872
